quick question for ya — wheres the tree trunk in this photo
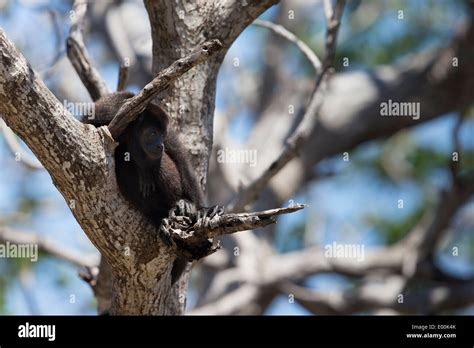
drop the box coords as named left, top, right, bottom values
left=143, top=0, right=278, bottom=314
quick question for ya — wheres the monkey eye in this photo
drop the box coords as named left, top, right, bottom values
left=147, top=128, right=157, bottom=136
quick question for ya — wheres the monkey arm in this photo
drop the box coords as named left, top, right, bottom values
left=164, top=130, right=206, bottom=206
left=84, top=91, right=134, bottom=126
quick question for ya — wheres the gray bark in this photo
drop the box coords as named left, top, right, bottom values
left=0, top=0, right=279, bottom=315
left=143, top=0, right=278, bottom=313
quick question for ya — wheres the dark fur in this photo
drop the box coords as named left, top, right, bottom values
left=87, top=91, right=204, bottom=283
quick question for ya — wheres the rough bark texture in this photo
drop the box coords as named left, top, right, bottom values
left=67, top=0, right=110, bottom=101
left=0, top=29, right=175, bottom=315
left=144, top=0, right=278, bottom=189
left=143, top=0, right=278, bottom=314
left=2, top=0, right=474, bottom=316
left=195, top=3, right=474, bottom=314
left=233, top=20, right=474, bottom=206
left=0, top=0, right=279, bottom=315
left=108, top=39, right=223, bottom=138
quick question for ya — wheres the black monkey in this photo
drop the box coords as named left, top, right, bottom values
left=85, top=91, right=210, bottom=283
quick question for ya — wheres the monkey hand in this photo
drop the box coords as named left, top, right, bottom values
left=166, top=200, right=224, bottom=229
left=159, top=202, right=224, bottom=261
left=159, top=199, right=198, bottom=246
left=169, top=199, right=198, bottom=220
left=194, top=205, right=225, bottom=229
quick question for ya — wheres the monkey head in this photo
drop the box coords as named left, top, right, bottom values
left=123, top=103, right=169, bottom=170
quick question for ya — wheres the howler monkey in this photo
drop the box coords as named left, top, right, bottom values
left=85, top=91, right=208, bottom=283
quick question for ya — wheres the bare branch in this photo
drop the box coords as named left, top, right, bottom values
left=195, top=268, right=243, bottom=306
left=400, top=179, right=474, bottom=277
left=269, top=245, right=404, bottom=282
left=0, top=118, right=44, bottom=170
left=203, top=204, right=306, bottom=236
left=107, top=39, right=223, bottom=139
left=163, top=204, right=306, bottom=261
left=268, top=179, right=474, bottom=284
left=227, top=84, right=325, bottom=212
left=0, top=28, right=169, bottom=283
left=282, top=277, right=474, bottom=315
left=323, top=0, right=334, bottom=20
left=228, top=2, right=346, bottom=212
left=244, top=18, right=474, bottom=204
left=117, top=61, right=129, bottom=92
left=253, top=19, right=322, bottom=72
left=322, top=0, right=346, bottom=70
left=66, top=0, right=110, bottom=101
left=189, top=284, right=260, bottom=315
left=194, top=178, right=472, bottom=314
left=0, top=227, right=99, bottom=268
left=38, top=9, right=65, bottom=80
left=143, top=0, right=278, bottom=193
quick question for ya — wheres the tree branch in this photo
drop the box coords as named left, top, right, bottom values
left=143, top=0, right=279, bottom=195
left=116, top=61, right=128, bottom=92
left=322, top=0, right=346, bottom=70
left=1, top=28, right=178, bottom=314
left=189, top=284, right=260, bottom=315
left=267, top=178, right=474, bottom=284
left=301, top=16, right=474, bottom=179
left=0, top=227, right=98, bottom=268
left=282, top=277, right=474, bottom=315
left=253, top=19, right=322, bottom=72
left=67, top=0, right=110, bottom=101
left=163, top=204, right=306, bottom=261
left=227, top=1, right=346, bottom=212
left=107, top=39, right=223, bottom=139
left=243, top=15, right=474, bottom=207
left=400, top=178, right=474, bottom=277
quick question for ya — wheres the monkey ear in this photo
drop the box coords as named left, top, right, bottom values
left=146, top=102, right=169, bottom=129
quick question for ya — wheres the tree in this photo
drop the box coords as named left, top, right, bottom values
left=0, top=0, right=473, bottom=316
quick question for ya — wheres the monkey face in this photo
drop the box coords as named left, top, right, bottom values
left=126, top=113, right=167, bottom=169
left=140, top=126, right=164, bottom=160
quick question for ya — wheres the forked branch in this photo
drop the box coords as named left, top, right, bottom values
left=66, top=0, right=110, bottom=100
left=107, top=39, right=223, bottom=138
left=162, top=204, right=306, bottom=261
left=228, top=0, right=346, bottom=212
